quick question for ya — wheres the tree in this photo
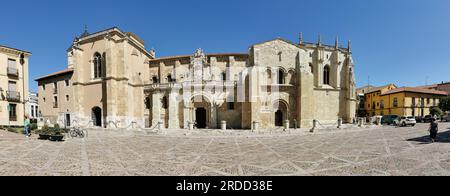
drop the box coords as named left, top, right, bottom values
left=430, top=107, right=443, bottom=117
left=439, top=95, right=450, bottom=112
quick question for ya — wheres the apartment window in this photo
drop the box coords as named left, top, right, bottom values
left=412, top=98, right=416, bottom=107
left=36, top=106, right=39, bottom=117
left=372, top=102, right=375, bottom=110
left=427, top=98, right=430, bottom=105
left=53, top=96, right=58, bottom=108
left=8, top=58, right=16, bottom=67
left=228, top=102, right=235, bottom=110
left=66, top=95, right=70, bottom=102
left=65, top=80, right=70, bottom=86
left=433, top=99, right=436, bottom=106
left=393, top=98, right=398, bottom=108
left=309, top=63, right=314, bottom=74
left=380, top=100, right=385, bottom=109
left=43, top=84, right=46, bottom=91
left=43, top=97, right=46, bottom=102
left=9, top=104, right=17, bottom=121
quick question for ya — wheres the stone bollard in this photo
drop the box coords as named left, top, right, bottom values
left=293, top=119, right=298, bottom=130
left=252, top=121, right=259, bottom=132
left=284, top=120, right=290, bottom=131
left=358, top=118, right=363, bottom=127
left=377, top=117, right=382, bottom=126
left=158, top=121, right=164, bottom=130
left=310, top=119, right=317, bottom=133
left=221, top=121, right=227, bottom=131
left=338, top=118, right=343, bottom=129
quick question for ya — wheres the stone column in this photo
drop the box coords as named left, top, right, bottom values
left=183, top=104, right=191, bottom=129
left=210, top=104, right=218, bottom=129
left=168, top=92, right=180, bottom=129
left=298, top=71, right=315, bottom=128
left=151, top=92, right=161, bottom=127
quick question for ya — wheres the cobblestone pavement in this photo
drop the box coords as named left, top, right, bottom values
left=1, top=123, right=450, bottom=176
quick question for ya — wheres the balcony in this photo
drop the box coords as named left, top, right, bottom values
left=7, top=67, right=19, bottom=77
left=6, top=91, right=21, bottom=102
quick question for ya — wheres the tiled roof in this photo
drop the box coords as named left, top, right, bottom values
left=381, top=87, right=448, bottom=96
left=35, top=68, right=73, bottom=81
left=366, top=84, right=396, bottom=94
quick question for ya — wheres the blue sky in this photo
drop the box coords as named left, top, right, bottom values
left=1, top=0, right=449, bottom=92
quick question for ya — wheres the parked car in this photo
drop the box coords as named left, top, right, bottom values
left=423, top=115, right=433, bottom=123
left=443, top=112, right=450, bottom=122
left=394, top=116, right=416, bottom=127
left=382, top=115, right=399, bottom=125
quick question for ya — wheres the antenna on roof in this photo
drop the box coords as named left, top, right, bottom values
left=81, top=25, right=89, bottom=38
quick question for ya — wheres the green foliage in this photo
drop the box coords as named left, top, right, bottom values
left=30, top=123, right=38, bottom=131
left=431, top=107, right=444, bottom=116
left=36, top=124, right=64, bottom=136
left=440, top=95, right=450, bottom=112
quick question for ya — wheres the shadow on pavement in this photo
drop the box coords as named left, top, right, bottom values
left=407, top=130, right=450, bottom=144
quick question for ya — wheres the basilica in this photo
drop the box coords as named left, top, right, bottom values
left=36, top=27, right=357, bottom=130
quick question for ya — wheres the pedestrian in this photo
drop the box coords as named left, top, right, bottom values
left=428, top=118, right=439, bottom=143
left=24, top=116, right=31, bottom=137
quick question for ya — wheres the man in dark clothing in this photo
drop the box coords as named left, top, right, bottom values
left=429, top=118, right=439, bottom=143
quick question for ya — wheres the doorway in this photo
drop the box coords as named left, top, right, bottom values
left=275, top=110, right=283, bottom=127
left=92, top=107, right=102, bottom=127
left=196, top=108, right=207, bottom=129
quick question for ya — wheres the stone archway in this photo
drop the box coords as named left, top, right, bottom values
left=185, top=94, right=216, bottom=129
left=273, top=100, right=288, bottom=127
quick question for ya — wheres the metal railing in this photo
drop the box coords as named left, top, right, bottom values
left=7, top=67, right=19, bottom=77
left=6, top=91, right=20, bottom=102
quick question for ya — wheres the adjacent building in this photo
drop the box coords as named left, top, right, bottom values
left=419, top=82, right=450, bottom=95
left=364, top=85, right=446, bottom=117
left=0, top=45, right=31, bottom=126
left=36, top=27, right=357, bottom=129
left=26, top=92, right=39, bottom=119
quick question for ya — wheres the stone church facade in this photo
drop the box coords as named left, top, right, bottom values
left=36, top=27, right=357, bottom=129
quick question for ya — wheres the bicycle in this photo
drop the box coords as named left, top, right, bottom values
left=68, top=126, right=87, bottom=138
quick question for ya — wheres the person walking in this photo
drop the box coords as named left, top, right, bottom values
left=24, top=116, right=31, bottom=137
left=429, top=118, right=439, bottom=143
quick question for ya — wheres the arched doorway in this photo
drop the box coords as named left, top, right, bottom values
left=273, top=100, right=288, bottom=128
left=92, top=107, right=102, bottom=127
left=187, top=95, right=215, bottom=129
left=196, top=108, right=207, bottom=128
left=275, top=110, right=283, bottom=127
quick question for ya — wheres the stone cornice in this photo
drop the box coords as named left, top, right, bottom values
left=0, top=46, right=32, bottom=56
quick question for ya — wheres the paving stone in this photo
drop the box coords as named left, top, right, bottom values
left=0, top=123, right=450, bottom=176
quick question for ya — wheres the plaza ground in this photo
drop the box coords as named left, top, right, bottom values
left=1, top=123, right=450, bottom=176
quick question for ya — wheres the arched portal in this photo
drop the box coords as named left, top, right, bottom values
left=186, top=95, right=215, bottom=129
left=273, top=100, right=288, bottom=127
left=275, top=110, right=283, bottom=127
left=92, top=107, right=102, bottom=127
